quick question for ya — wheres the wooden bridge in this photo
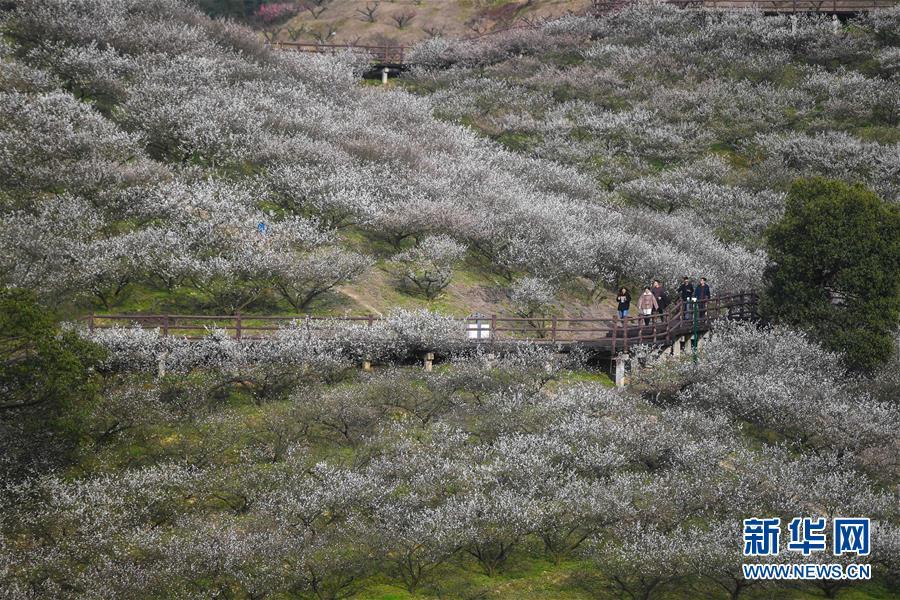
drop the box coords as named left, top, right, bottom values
left=85, top=291, right=758, bottom=356
left=270, top=42, right=406, bottom=66
left=269, top=41, right=408, bottom=80
left=657, top=0, right=896, bottom=12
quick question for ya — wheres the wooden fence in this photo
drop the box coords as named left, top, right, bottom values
left=85, top=313, right=376, bottom=341
left=271, top=42, right=405, bottom=64
left=84, top=291, right=758, bottom=355
left=663, top=0, right=897, bottom=11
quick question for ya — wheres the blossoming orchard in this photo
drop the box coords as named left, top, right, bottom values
left=1, top=1, right=898, bottom=599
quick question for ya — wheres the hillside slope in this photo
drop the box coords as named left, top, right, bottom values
left=1, top=0, right=769, bottom=322
left=1, top=4, right=899, bottom=600
left=402, top=5, right=899, bottom=252
left=268, top=0, right=593, bottom=46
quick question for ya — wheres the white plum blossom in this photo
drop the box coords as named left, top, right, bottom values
left=392, top=235, right=467, bottom=300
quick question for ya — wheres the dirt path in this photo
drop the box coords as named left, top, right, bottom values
left=338, top=286, right=382, bottom=315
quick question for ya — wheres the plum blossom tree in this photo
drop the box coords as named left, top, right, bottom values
left=25, top=41, right=136, bottom=103
left=509, top=277, right=556, bottom=333
left=581, top=522, right=696, bottom=600
left=392, top=235, right=467, bottom=300
left=271, top=247, right=372, bottom=311
left=253, top=460, right=380, bottom=597
left=449, top=486, right=538, bottom=576
left=750, top=132, right=900, bottom=201
left=0, top=90, right=158, bottom=199
left=371, top=496, right=469, bottom=593
left=634, top=321, right=900, bottom=478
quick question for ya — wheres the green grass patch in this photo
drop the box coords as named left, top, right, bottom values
left=853, top=125, right=900, bottom=144
left=554, top=369, right=615, bottom=388
left=493, top=130, right=542, bottom=152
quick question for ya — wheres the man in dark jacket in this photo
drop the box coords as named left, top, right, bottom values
left=677, top=277, right=693, bottom=320
left=651, top=280, right=669, bottom=321
left=695, top=277, right=711, bottom=318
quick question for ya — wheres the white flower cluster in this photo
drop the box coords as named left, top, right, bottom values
left=86, top=307, right=469, bottom=374
left=633, top=321, right=900, bottom=477
left=4, top=364, right=896, bottom=597
left=2, top=0, right=828, bottom=312
left=391, top=235, right=467, bottom=299
left=405, top=3, right=900, bottom=285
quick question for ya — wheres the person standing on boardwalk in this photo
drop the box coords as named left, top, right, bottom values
left=616, top=287, right=631, bottom=319
left=677, top=277, right=694, bottom=320
left=638, top=286, right=658, bottom=326
left=695, top=277, right=711, bottom=318
left=651, top=280, right=669, bottom=321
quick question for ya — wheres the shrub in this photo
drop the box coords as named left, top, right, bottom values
left=0, top=289, right=105, bottom=477
left=762, top=178, right=900, bottom=372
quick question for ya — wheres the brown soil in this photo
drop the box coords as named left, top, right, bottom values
left=269, top=0, right=592, bottom=47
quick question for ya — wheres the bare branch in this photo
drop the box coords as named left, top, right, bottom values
left=356, top=2, right=379, bottom=23
left=390, top=9, right=416, bottom=30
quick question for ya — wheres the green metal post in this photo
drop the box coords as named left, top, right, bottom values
left=692, top=298, right=699, bottom=362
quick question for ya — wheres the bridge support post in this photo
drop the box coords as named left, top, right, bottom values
left=157, top=352, right=168, bottom=378
left=692, top=332, right=706, bottom=352
left=672, top=336, right=683, bottom=358
left=381, top=67, right=389, bottom=85
left=614, top=354, right=628, bottom=389
left=424, top=352, right=434, bottom=372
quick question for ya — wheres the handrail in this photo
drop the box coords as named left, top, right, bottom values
left=272, top=41, right=406, bottom=64
left=658, top=0, right=893, bottom=9
left=83, top=291, right=758, bottom=351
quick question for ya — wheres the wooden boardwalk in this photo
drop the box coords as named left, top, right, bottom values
left=85, top=291, right=759, bottom=357
left=270, top=42, right=406, bottom=66
left=661, top=0, right=896, bottom=12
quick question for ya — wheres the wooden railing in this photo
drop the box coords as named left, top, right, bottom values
left=480, top=291, right=758, bottom=353
left=85, top=313, right=377, bottom=341
left=610, top=290, right=758, bottom=353
left=653, top=0, right=894, bottom=10
left=84, top=291, right=758, bottom=354
left=271, top=42, right=405, bottom=64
